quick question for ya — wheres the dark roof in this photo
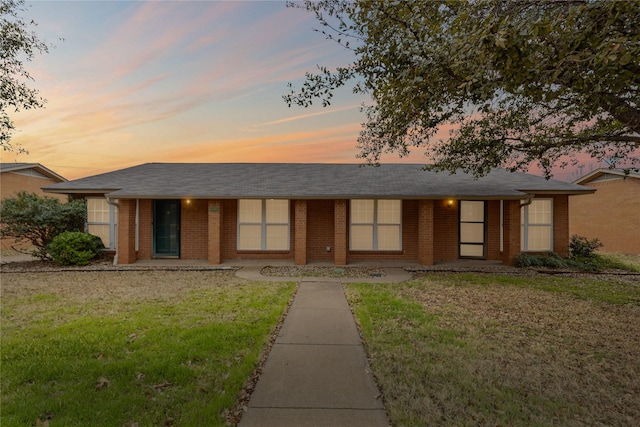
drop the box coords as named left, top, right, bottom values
left=43, top=163, right=594, bottom=199
left=0, top=163, right=67, bottom=182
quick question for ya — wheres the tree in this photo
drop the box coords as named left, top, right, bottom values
left=284, top=0, right=640, bottom=178
left=1, top=0, right=49, bottom=152
left=0, top=192, right=86, bottom=260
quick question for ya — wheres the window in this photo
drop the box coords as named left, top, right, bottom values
left=238, top=199, right=289, bottom=250
left=350, top=199, right=401, bottom=251
left=521, top=199, right=552, bottom=251
left=87, top=197, right=118, bottom=249
left=460, top=201, right=485, bottom=258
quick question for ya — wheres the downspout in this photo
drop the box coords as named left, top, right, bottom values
left=520, top=195, right=533, bottom=208
left=105, top=196, right=119, bottom=265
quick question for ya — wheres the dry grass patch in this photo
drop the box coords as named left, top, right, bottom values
left=347, top=273, right=640, bottom=426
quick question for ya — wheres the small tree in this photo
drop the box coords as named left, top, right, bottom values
left=0, top=192, right=86, bottom=259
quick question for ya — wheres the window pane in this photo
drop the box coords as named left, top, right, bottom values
left=238, top=224, right=261, bottom=250
left=88, top=224, right=110, bottom=248
left=87, top=198, right=110, bottom=223
left=460, top=223, right=484, bottom=243
left=527, top=225, right=551, bottom=251
left=460, top=201, right=484, bottom=222
left=378, top=225, right=401, bottom=250
left=529, top=199, right=551, bottom=224
left=460, top=244, right=484, bottom=257
left=266, top=199, right=288, bottom=223
left=351, top=225, right=373, bottom=250
left=351, top=200, right=374, bottom=223
left=377, top=200, right=401, bottom=224
left=239, top=200, right=262, bottom=223
left=266, top=225, right=288, bottom=250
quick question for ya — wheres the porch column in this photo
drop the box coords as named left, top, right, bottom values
left=334, top=199, right=347, bottom=265
left=502, top=200, right=521, bottom=265
left=117, top=199, right=137, bottom=264
left=294, top=200, right=307, bottom=265
left=418, top=200, right=434, bottom=265
left=208, top=200, right=223, bottom=264
left=553, top=195, right=570, bottom=258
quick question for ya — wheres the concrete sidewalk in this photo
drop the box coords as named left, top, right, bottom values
left=238, top=281, right=389, bottom=427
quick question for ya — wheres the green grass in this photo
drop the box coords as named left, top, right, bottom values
left=346, top=273, right=640, bottom=426
left=1, top=271, right=296, bottom=426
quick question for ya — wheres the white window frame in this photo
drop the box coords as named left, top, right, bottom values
left=86, top=197, right=118, bottom=250
left=237, top=199, right=290, bottom=251
left=521, top=198, right=553, bottom=252
left=350, top=199, right=402, bottom=251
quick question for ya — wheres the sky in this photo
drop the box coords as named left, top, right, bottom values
left=2, top=0, right=435, bottom=180
left=1, top=0, right=609, bottom=182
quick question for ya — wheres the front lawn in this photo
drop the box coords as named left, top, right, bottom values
left=1, top=271, right=296, bottom=426
left=346, top=273, right=640, bottom=426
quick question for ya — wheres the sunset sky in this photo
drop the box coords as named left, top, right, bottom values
left=2, top=1, right=604, bottom=181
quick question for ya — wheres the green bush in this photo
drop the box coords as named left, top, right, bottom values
left=515, top=252, right=568, bottom=269
left=569, top=235, right=603, bottom=258
left=48, top=232, right=101, bottom=266
left=0, top=192, right=86, bottom=259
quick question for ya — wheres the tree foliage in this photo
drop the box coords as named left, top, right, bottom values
left=285, top=0, right=640, bottom=177
left=0, top=192, right=86, bottom=259
left=1, top=0, right=49, bottom=152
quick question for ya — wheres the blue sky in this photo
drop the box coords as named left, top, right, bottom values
left=5, top=0, right=434, bottom=179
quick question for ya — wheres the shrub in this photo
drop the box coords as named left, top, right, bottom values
left=0, top=192, right=86, bottom=259
left=569, top=235, right=603, bottom=258
left=48, top=232, right=101, bottom=266
left=515, top=252, right=567, bottom=269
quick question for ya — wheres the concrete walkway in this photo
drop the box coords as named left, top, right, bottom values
left=239, top=281, right=389, bottom=427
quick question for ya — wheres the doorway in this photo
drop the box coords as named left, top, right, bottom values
left=153, top=200, right=180, bottom=257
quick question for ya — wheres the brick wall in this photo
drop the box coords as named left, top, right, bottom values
left=117, top=199, right=137, bottom=264
left=180, top=199, right=208, bottom=259
left=138, top=200, right=152, bottom=260
left=551, top=195, right=570, bottom=258
left=486, top=200, right=502, bottom=260
left=307, top=200, right=334, bottom=261
left=433, top=199, right=459, bottom=262
left=569, top=178, right=640, bottom=254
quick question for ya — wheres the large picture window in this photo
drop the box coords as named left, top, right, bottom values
left=87, top=197, right=117, bottom=249
left=521, top=199, right=553, bottom=251
left=350, top=199, right=402, bottom=251
left=238, top=199, right=289, bottom=251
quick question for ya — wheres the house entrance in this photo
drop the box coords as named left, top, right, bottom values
left=153, top=200, right=180, bottom=257
left=459, top=200, right=486, bottom=258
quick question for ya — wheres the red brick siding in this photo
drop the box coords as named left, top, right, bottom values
left=433, top=199, right=459, bottom=262
left=502, top=199, right=521, bottom=265
left=180, top=199, right=208, bottom=259
left=418, top=200, right=434, bottom=265
left=294, top=200, right=307, bottom=265
left=486, top=200, right=502, bottom=260
left=334, top=200, right=347, bottom=265
left=137, top=200, right=152, bottom=260
left=307, top=200, right=334, bottom=261
left=208, top=200, right=222, bottom=264
left=551, top=195, right=569, bottom=258
left=117, top=199, right=137, bottom=264
left=570, top=178, right=640, bottom=254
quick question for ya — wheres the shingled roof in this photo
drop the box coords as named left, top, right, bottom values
left=43, top=163, right=594, bottom=199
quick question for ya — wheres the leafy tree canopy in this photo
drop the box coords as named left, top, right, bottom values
left=0, top=192, right=86, bottom=259
left=284, top=0, right=640, bottom=177
left=1, top=0, right=49, bottom=152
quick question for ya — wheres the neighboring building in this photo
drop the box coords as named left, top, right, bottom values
left=570, top=168, right=640, bottom=254
left=1, top=163, right=68, bottom=250
left=44, top=163, right=594, bottom=266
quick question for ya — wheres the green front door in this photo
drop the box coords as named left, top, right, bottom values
left=154, top=200, right=180, bottom=257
